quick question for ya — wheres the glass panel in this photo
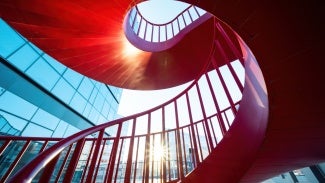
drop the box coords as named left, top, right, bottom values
left=188, top=7, right=199, bottom=21
left=207, top=70, right=230, bottom=110
left=70, top=92, right=87, bottom=114
left=52, top=121, right=68, bottom=137
left=22, top=123, right=53, bottom=137
left=0, top=19, right=25, bottom=58
left=31, top=109, right=60, bottom=130
left=198, top=75, right=217, bottom=117
left=7, top=44, right=39, bottom=71
left=42, top=54, right=66, bottom=74
left=51, top=78, right=75, bottom=104
left=26, top=57, right=61, bottom=90
left=219, top=65, right=242, bottom=103
left=145, top=23, right=153, bottom=41
left=63, top=68, right=83, bottom=88
left=78, top=77, right=93, bottom=99
left=0, top=92, right=37, bottom=120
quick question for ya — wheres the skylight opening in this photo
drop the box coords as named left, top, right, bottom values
left=128, top=0, right=206, bottom=42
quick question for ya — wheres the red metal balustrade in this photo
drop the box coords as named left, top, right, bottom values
left=129, top=5, right=206, bottom=42
left=0, top=18, right=245, bottom=183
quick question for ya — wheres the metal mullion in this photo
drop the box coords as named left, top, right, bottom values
left=209, top=118, right=218, bottom=146
left=195, top=124, right=204, bottom=161
left=215, top=67, right=237, bottom=115
left=187, top=126, right=196, bottom=169
left=166, top=132, right=171, bottom=181
left=174, top=130, right=180, bottom=180
left=104, top=123, right=122, bottom=183
left=161, top=107, right=166, bottom=182
left=201, top=120, right=211, bottom=153
left=165, top=25, right=168, bottom=41
left=86, top=130, right=104, bottom=183
left=171, top=22, right=175, bottom=37
left=182, top=14, right=187, bottom=26
left=205, top=71, right=227, bottom=135
left=81, top=140, right=96, bottom=182
left=158, top=26, right=161, bottom=42
left=54, top=144, right=74, bottom=183
left=223, top=112, right=231, bottom=128
left=144, top=22, right=148, bottom=40
left=195, top=83, right=214, bottom=151
left=63, top=138, right=86, bottom=183
left=0, top=140, right=11, bottom=156
left=137, top=17, right=143, bottom=36
left=1, top=140, right=31, bottom=183
left=187, top=10, right=193, bottom=23
left=174, top=101, right=184, bottom=180
left=193, top=6, right=200, bottom=17
left=151, top=135, right=155, bottom=183
left=181, top=129, right=188, bottom=174
left=177, top=18, right=180, bottom=32
left=144, top=113, right=151, bottom=183
left=125, top=118, right=137, bottom=181
left=185, top=93, right=200, bottom=166
left=131, top=11, right=137, bottom=29
left=113, top=138, right=125, bottom=183
left=93, top=139, right=107, bottom=183
left=133, top=137, right=140, bottom=183
left=151, top=24, right=154, bottom=42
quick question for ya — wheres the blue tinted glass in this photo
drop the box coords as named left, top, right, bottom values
left=94, top=93, right=104, bottom=112
left=26, top=57, right=61, bottom=90
left=31, top=109, right=60, bottom=130
left=7, top=44, right=40, bottom=71
left=22, top=123, right=52, bottom=137
left=63, top=125, right=79, bottom=137
left=63, top=68, right=83, bottom=88
left=0, top=112, right=27, bottom=131
left=0, top=92, right=37, bottom=119
left=0, top=19, right=25, bottom=58
left=52, top=121, right=68, bottom=137
left=42, top=54, right=66, bottom=74
left=88, top=108, right=99, bottom=124
left=51, top=78, right=75, bottom=104
left=78, top=78, right=94, bottom=99
left=70, top=92, right=87, bottom=114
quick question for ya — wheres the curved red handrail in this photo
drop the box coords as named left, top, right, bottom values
left=5, top=17, right=246, bottom=183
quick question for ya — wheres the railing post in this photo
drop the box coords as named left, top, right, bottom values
left=195, top=83, right=214, bottom=151
left=144, top=113, right=151, bottom=183
left=174, top=101, right=184, bottom=180
left=105, top=123, right=122, bottom=183
left=62, top=138, right=85, bottom=182
left=215, top=40, right=244, bottom=92
left=162, top=107, right=167, bottom=182
left=215, top=22, right=245, bottom=66
left=205, top=72, right=227, bottom=135
left=85, top=129, right=104, bottom=183
left=124, top=118, right=137, bottom=182
left=1, top=140, right=31, bottom=183
left=185, top=93, right=200, bottom=166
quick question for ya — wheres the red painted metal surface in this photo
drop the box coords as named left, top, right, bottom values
left=0, top=0, right=324, bottom=182
left=0, top=18, right=247, bottom=182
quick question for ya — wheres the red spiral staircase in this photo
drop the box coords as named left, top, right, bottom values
left=0, top=0, right=324, bottom=182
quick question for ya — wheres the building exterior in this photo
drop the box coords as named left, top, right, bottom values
left=0, top=19, right=122, bottom=138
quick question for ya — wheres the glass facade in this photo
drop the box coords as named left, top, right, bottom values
left=0, top=19, right=122, bottom=137
left=263, top=163, right=325, bottom=183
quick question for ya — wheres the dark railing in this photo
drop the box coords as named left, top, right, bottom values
left=129, top=5, right=206, bottom=42
left=0, top=17, right=245, bottom=183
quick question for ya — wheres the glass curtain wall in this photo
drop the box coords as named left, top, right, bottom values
left=0, top=19, right=122, bottom=137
